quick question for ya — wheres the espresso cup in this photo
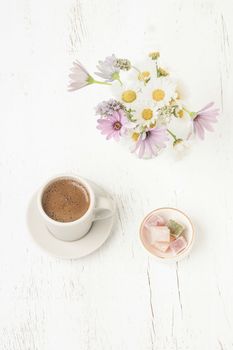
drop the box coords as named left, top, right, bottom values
left=37, top=174, right=114, bottom=241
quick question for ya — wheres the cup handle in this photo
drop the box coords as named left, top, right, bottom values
left=94, top=196, right=114, bottom=221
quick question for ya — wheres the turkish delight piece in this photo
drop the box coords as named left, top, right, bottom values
left=145, top=214, right=166, bottom=228
left=153, top=241, right=170, bottom=253
left=169, top=236, right=187, bottom=255
left=167, top=219, right=184, bottom=238
left=147, top=226, right=170, bottom=243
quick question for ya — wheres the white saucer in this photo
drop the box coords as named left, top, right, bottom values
left=27, top=180, right=115, bottom=259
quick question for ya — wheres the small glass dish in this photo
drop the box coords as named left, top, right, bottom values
left=140, top=207, right=195, bottom=262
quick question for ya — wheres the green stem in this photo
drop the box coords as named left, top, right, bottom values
left=183, top=106, right=197, bottom=118
left=117, top=77, right=123, bottom=86
left=183, top=106, right=191, bottom=115
left=93, top=80, right=112, bottom=86
left=167, top=128, right=177, bottom=141
left=132, top=65, right=141, bottom=73
left=155, top=61, right=160, bottom=78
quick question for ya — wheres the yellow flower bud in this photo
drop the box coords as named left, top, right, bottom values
left=138, top=71, right=150, bottom=82
left=149, top=51, right=160, bottom=60
left=157, top=67, right=169, bottom=77
left=150, top=121, right=157, bottom=128
left=176, top=90, right=181, bottom=99
left=174, top=107, right=184, bottom=118
left=132, top=132, right=140, bottom=142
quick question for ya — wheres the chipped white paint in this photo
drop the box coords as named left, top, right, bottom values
left=0, top=0, right=233, bottom=349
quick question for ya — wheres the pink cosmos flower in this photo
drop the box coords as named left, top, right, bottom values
left=193, top=102, right=219, bottom=140
left=132, top=127, right=169, bottom=158
left=97, top=110, right=128, bottom=141
left=68, top=61, right=93, bottom=91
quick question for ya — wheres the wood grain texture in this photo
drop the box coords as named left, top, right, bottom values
left=0, top=0, right=233, bottom=349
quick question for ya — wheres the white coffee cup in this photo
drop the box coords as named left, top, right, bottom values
left=37, top=174, right=114, bottom=241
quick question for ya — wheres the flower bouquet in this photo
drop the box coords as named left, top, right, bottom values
left=69, top=52, right=219, bottom=159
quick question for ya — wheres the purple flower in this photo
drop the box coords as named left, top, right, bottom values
left=132, top=127, right=169, bottom=158
left=193, top=102, right=219, bottom=140
left=95, top=54, right=120, bottom=82
left=68, top=61, right=93, bottom=91
left=97, top=110, right=128, bottom=141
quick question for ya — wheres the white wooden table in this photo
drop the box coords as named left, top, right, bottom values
left=0, top=0, right=233, bottom=349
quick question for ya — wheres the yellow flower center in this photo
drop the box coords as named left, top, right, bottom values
left=152, top=89, right=165, bottom=102
left=142, top=108, right=153, bottom=120
left=122, top=90, right=137, bottom=103
left=132, top=132, right=140, bottom=142
left=138, top=71, right=150, bottom=81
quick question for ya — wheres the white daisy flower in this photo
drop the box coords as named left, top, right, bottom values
left=112, top=81, right=141, bottom=107
left=132, top=100, right=158, bottom=129
left=149, top=77, right=177, bottom=108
